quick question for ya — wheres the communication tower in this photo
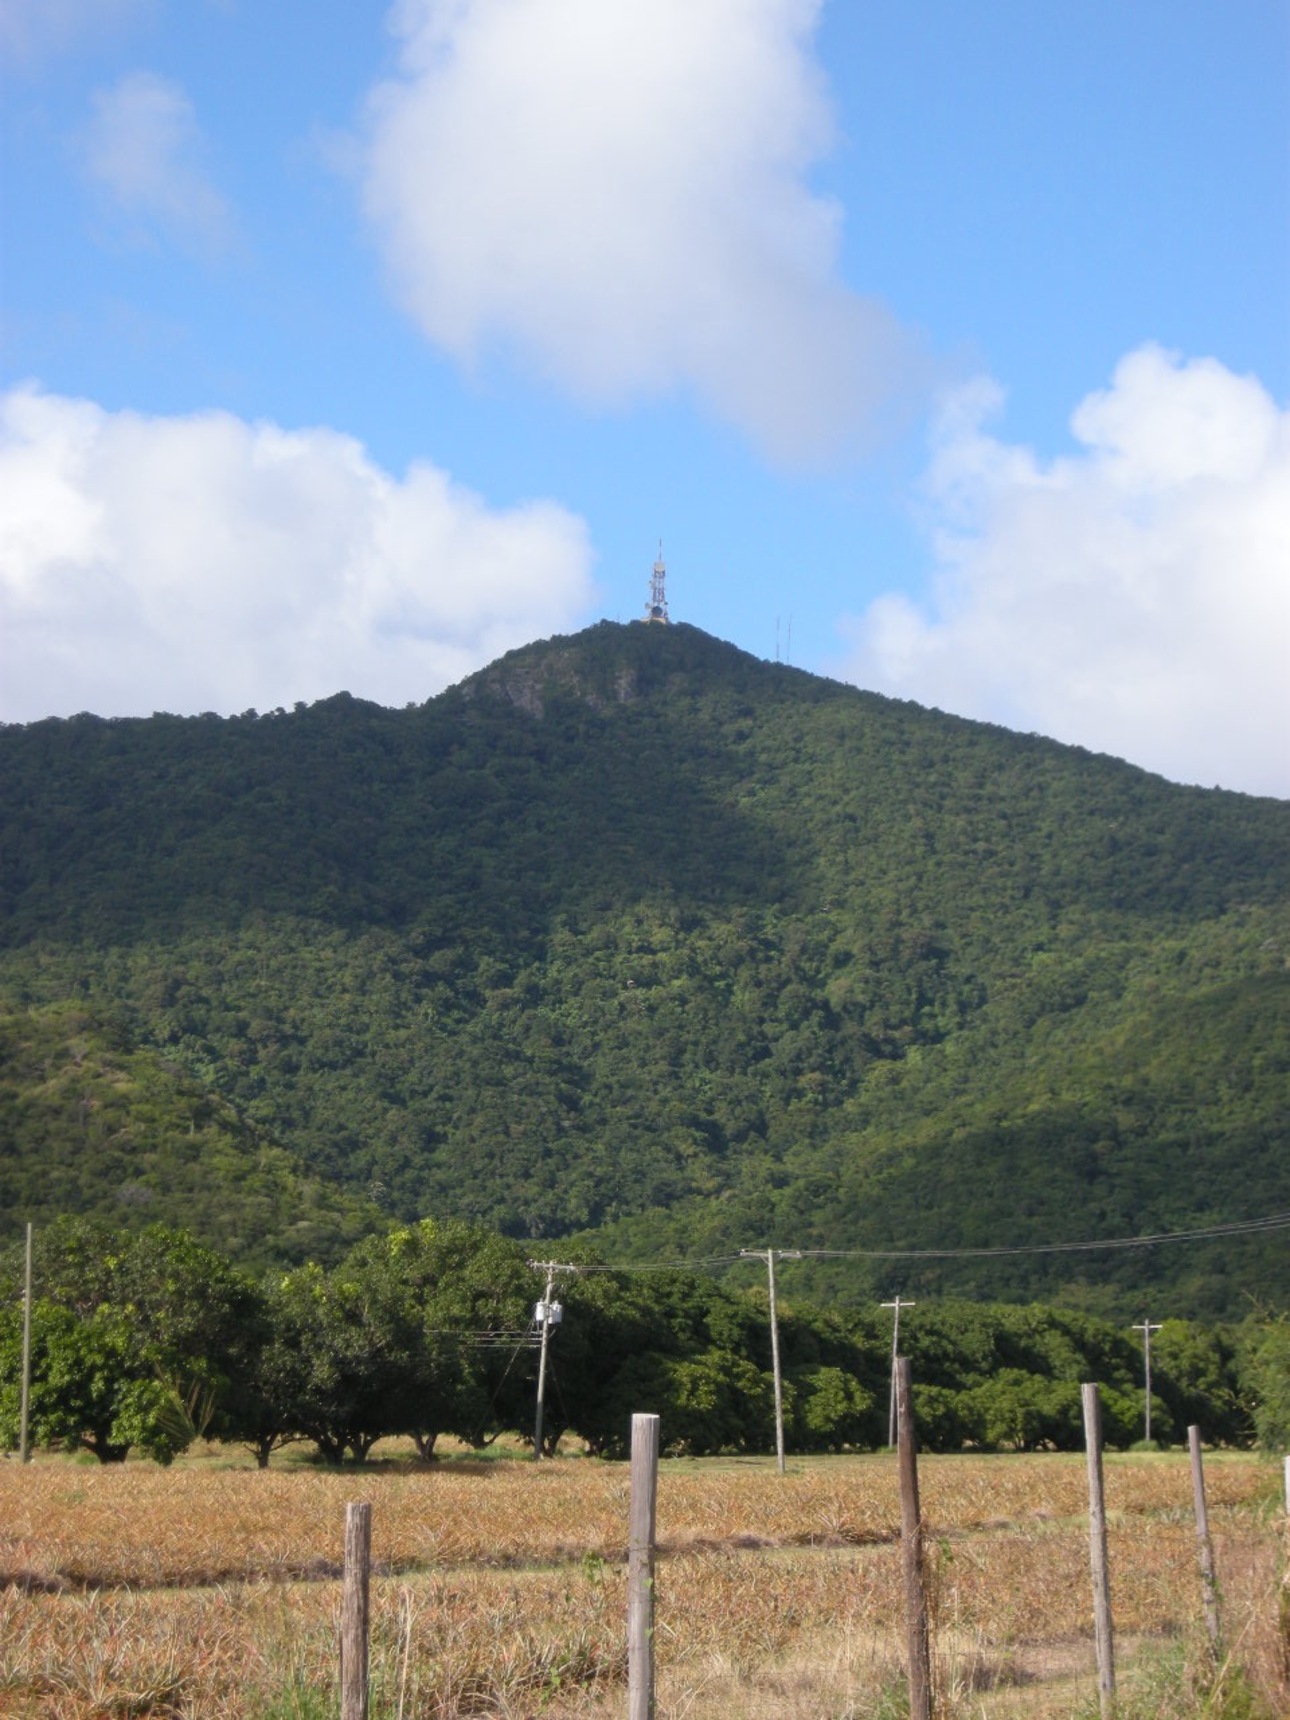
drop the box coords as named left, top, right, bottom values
left=644, top=544, right=670, bottom=624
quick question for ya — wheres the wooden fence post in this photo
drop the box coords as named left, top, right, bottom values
left=1082, top=1383, right=1115, bottom=1718
left=628, top=1413, right=660, bottom=1720
left=896, top=1357, right=932, bottom=1720
left=341, top=1501, right=372, bottom=1720
left=18, top=1222, right=32, bottom=1464
left=1188, top=1426, right=1221, bottom=1653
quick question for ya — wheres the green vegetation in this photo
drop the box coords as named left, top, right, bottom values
left=1, top=621, right=1287, bottom=1315
left=0, top=1002, right=381, bottom=1266
left=0, top=1220, right=259, bottom=1461
left=0, top=1220, right=1277, bottom=1464
left=1238, top=1313, right=1290, bottom=1451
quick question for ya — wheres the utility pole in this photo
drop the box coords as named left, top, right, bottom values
left=528, top=1261, right=576, bottom=1459
left=882, top=1296, right=915, bottom=1449
left=896, top=1357, right=932, bottom=1720
left=1133, top=1318, right=1163, bottom=1445
left=741, top=1248, right=801, bottom=1473
left=1082, top=1383, right=1116, bottom=1716
left=19, top=1222, right=33, bottom=1464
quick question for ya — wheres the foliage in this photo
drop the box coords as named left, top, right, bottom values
left=0, top=1219, right=259, bottom=1461
left=0, top=1002, right=382, bottom=1267
left=0, top=1218, right=1256, bottom=1463
left=0, top=622, right=1287, bottom=1317
left=249, top=1260, right=422, bottom=1464
left=788, top=1363, right=874, bottom=1450
left=1236, top=1313, right=1290, bottom=1451
left=238, top=1219, right=537, bottom=1463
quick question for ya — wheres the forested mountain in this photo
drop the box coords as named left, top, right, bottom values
left=0, top=1003, right=379, bottom=1266
left=2, top=621, right=1287, bottom=1315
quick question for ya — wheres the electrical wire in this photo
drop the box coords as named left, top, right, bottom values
left=567, top=1209, right=1290, bottom=1274
left=796, top=1210, right=1290, bottom=1261
left=469, top=1318, right=539, bottom=1446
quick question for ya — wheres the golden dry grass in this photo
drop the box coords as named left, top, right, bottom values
left=0, top=1449, right=1284, bottom=1718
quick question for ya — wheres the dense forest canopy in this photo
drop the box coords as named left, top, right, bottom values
left=1, top=621, right=1287, bottom=1317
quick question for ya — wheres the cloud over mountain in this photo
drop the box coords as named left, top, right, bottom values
left=839, top=347, right=1290, bottom=799
left=359, top=0, right=922, bottom=464
left=0, top=386, right=595, bottom=721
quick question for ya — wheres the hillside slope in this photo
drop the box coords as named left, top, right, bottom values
left=0, top=1002, right=380, bottom=1265
left=1, top=621, right=1286, bottom=1313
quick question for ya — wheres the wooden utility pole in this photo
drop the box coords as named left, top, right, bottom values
left=740, top=1249, right=801, bottom=1473
left=340, top=1501, right=372, bottom=1720
left=528, top=1261, right=576, bottom=1459
left=628, top=1413, right=660, bottom=1720
left=1188, top=1426, right=1221, bottom=1653
left=1082, top=1383, right=1115, bottom=1718
left=882, top=1296, right=915, bottom=1448
left=895, top=1357, right=932, bottom=1720
left=533, top=1265, right=556, bottom=1459
left=1132, top=1319, right=1162, bottom=1445
left=19, top=1222, right=33, bottom=1464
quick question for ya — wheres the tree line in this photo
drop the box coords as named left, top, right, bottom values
left=2, top=1219, right=1286, bottom=1466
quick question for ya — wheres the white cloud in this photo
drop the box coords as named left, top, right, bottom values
left=359, top=0, right=921, bottom=464
left=80, top=71, right=234, bottom=258
left=0, top=0, right=148, bottom=66
left=0, top=386, right=596, bottom=721
left=837, top=347, right=1290, bottom=799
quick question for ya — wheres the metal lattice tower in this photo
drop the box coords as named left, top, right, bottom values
left=644, top=544, right=669, bottom=624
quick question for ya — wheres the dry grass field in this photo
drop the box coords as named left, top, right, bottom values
left=0, top=1445, right=1285, bottom=1718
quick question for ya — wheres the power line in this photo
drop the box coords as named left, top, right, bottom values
left=570, top=1209, right=1290, bottom=1274
left=470, top=1321, right=540, bottom=1448
left=795, top=1211, right=1290, bottom=1261
left=571, top=1253, right=749, bottom=1274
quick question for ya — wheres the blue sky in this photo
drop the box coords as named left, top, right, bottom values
left=3, top=0, right=1287, bottom=795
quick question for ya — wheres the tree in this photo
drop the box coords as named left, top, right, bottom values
left=210, top=1276, right=298, bottom=1468
left=1152, top=1319, right=1243, bottom=1445
left=965, top=1371, right=1085, bottom=1452
left=254, top=1260, right=422, bottom=1464
left=0, top=1301, right=196, bottom=1463
left=910, top=1383, right=973, bottom=1452
left=341, top=1220, right=537, bottom=1454
left=1238, top=1314, right=1290, bottom=1452
left=0, top=1219, right=259, bottom=1463
left=576, top=1347, right=775, bottom=1459
left=789, top=1365, right=876, bottom=1451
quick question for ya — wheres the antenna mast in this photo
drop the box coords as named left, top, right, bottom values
left=644, top=543, right=670, bottom=624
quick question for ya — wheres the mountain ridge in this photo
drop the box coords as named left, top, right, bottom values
left=2, top=620, right=1286, bottom=1315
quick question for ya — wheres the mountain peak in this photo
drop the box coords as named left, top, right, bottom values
left=454, top=619, right=784, bottom=718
